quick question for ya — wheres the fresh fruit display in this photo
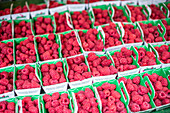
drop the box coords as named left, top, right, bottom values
left=14, top=20, right=32, bottom=38
left=22, top=97, right=39, bottom=113
left=103, top=23, right=122, bottom=48
left=0, top=71, right=13, bottom=94
left=135, top=47, right=157, bottom=66
left=71, top=10, right=92, bottom=29
left=40, top=62, right=66, bottom=86
left=15, top=65, right=40, bottom=89
left=139, top=23, right=163, bottom=43
left=150, top=4, right=166, bottom=19
left=87, top=52, right=118, bottom=77
left=112, top=6, right=128, bottom=22
left=162, top=20, right=170, bottom=41
left=67, top=55, right=91, bottom=82
left=29, top=4, right=47, bottom=12
left=54, top=12, right=72, bottom=33
left=34, top=16, right=54, bottom=35
left=97, top=82, right=127, bottom=113
left=0, top=41, right=13, bottom=68
left=12, top=5, right=28, bottom=14
left=0, top=101, right=15, bottom=112
left=43, top=92, right=72, bottom=113
left=119, top=76, right=152, bottom=112
left=0, top=21, right=12, bottom=41
left=78, top=29, right=104, bottom=51
left=60, top=31, right=81, bottom=58
left=75, top=88, right=99, bottom=113
left=16, top=36, right=36, bottom=64
left=127, top=5, right=147, bottom=22
left=111, top=47, right=137, bottom=72
left=154, top=44, right=170, bottom=64
left=123, top=24, right=142, bottom=44
left=36, top=34, right=60, bottom=61
left=143, top=73, right=170, bottom=106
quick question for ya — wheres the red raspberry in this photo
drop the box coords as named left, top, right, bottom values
left=132, top=76, right=140, bottom=85
left=138, top=85, right=148, bottom=95
left=132, top=95, right=143, bottom=105
left=111, top=91, right=121, bottom=99
left=154, top=81, right=163, bottom=91
left=130, top=103, right=140, bottom=112
left=155, top=99, right=162, bottom=106
left=149, top=73, right=158, bottom=83
left=85, top=88, right=94, bottom=98
left=158, top=91, right=166, bottom=100
left=43, top=94, right=52, bottom=102
left=141, top=102, right=150, bottom=111
left=143, top=94, right=150, bottom=103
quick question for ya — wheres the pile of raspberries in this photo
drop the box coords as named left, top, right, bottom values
left=43, top=92, right=72, bottom=113
left=150, top=4, right=166, bottom=19
left=119, top=76, right=152, bottom=112
left=0, top=71, right=13, bottom=94
left=135, top=47, right=157, bottom=66
left=78, top=29, right=104, bottom=51
left=67, top=55, right=91, bottom=82
left=103, top=23, right=122, bottom=48
left=75, top=88, right=99, bottom=113
left=143, top=73, right=170, bottom=106
left=41, top=62, right=66, bottom=86
left=22, top=97, right=39, bottom=113
left=61, top=31, right=81, bottom=58
left=87, top=53, right=118, bottom=77
left=97, top=82, right=127, bottom=113
left=36, top=34, right=60, bottom=61
left=0, top=8, right=10, bottom=16
left=71, top=10, right=92, bottom=29
left=15, top=65, right=40, bottom=89
left=111, top=47, right=137, bottom=72
left=154, top=45, right=170, bottom=64
left=112, top=6, right=128, bottom=22
left=12, top=5, right=28, bottom=14
left=0, top=41, right=13, bottom=68
left=139, top=23, right=163, bottom=43
left=49, top=1, right=63, bottom=8
left=93, top=8, right=111, bottom=26
left=16, top=36, right=36, bottom=64
left=127, top=5, right=147, bottom=22
left=162, top=20, right=170, bottom=41
left=0, top=101, right=15, bottom=112
left=29, top=4, right=47, bottom=12
left=54, top=12, right=72, bottom=33
left=0, top=21, right=12, bottom=41
left=34, top=16, right=53, bottom=35
left=123, top=24, right=142, bottom=44
left=14, top=20, right=32, bottom=38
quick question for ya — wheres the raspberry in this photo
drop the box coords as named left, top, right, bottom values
left=43, top=94, right=52, bottom=102
left=161, top=78, right=168, bottom=87
left=130, top=103, right=140, bottom=112
left=149, top=73, right=158, bottom=83
left=143, top=94, right=150, bottom=103
left=52, top=92, right=60, bottom=100
left=132, top=95, right=143, bottom=105
left=111, top=91, right=121, bottom=99
left=116, top=101, right=125, bottom=111
left=132, top=76, right=140, bottom=85
left=28, top=106, right=38, bottom=113
left=138, top=85, right=148, bottom=95
left=85, top=88, right=94, bottom=98
left=155, top=99, right=162, bottom=106
left=162, top=99, right=170, bottom=105
left=154, top=81, right=163, bottom=91
left=141, top=102, right=150, bottom=111
left=158, top=91, right=166, bottom=100
left=0, top=102, right=5, bottom=112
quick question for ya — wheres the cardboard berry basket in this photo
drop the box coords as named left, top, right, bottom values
left=69, top=5, right=93, bottom=29
left=14, top=37, right=38, bottom=64
left=93, top=79, right=129, bottom=113
left=96, top=23, right=124, bottom=51
left=121, top=22, right=144, bottom=48
left=148, top=43, right=170, bottom=68
left=14, top=63, right=41, bottom=96
left=124, top=4, right=149, bottom=22
left=57, top=30, right=84, bottom=58
left=134, top=45, right=161, bottom=73
left=34, top=34, right=62, bottom=62
left=0, top=39, right=15, bottom=67
left=84, top=52, right=118, bottom=83
left=68, top=85, right=102, bottom=113
left=32, top=15, right=56, bottom=36
left=11, top=2, right=30, bottom=20
left=89, top=4, right=113, bottom=28
left=0, top=6, right=12, bottom=23
left=0, top=66, right=15, bottom=100
left=141, top=68, right=170, bottom=111
left=162, top=2, right=170, bottom=18
left=13, top=19, right=34, bottom=38
left=28, top=3, right=49, bottom=18
left=109, top=46, right=140, bottom=77
left=65, top=54, right=92, bottom=88
left=0, top=20, right=14, bottom=41
left=40, top=91, right=73, bottom=113
left=137, top=20, right=166, bottom=46
left=17, top=95, right=41, bottom=113
left=109, top=5, right=131, bottom=23
left=38, top=59, right=68, bottom=93
left=118, top=73, right=156, bottom=113
left=76, top=29, right=105, bottom=54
